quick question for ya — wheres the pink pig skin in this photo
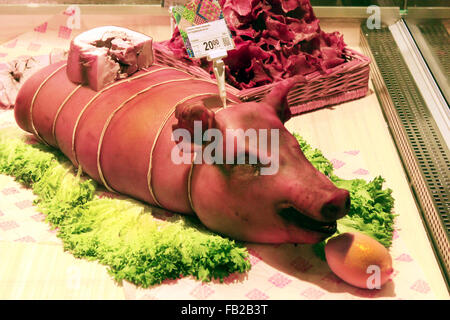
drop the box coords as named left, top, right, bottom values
left=14, top=62, right=349, bottom=244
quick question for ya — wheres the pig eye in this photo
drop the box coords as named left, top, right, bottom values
left=221, top=163, right=261, bottom=177
left=220, top=153, right=268, bottom=176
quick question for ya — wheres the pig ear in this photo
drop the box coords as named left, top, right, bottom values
left=172, top=101, right=216, bottom=142
left=263, top=75, right=305, bottom=123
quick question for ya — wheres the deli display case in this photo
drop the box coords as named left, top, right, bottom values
left=0, top=0, right=448, bottom=300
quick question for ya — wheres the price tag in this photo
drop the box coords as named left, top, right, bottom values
left=170, top=0, right=233, bottom=107
left=185, top=19, right=234, bottom=59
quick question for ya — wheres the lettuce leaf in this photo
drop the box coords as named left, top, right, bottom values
left=0, top=131, right=250, bottom=287
left=294, top=133, right=396, bottom=260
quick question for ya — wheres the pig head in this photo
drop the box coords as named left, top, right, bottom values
left=174, top=78, right=350, bottom=244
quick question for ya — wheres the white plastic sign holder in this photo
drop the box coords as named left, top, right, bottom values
left=206, top=49, right=228, bottom=108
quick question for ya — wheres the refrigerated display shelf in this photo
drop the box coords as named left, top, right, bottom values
left=362, top=24, right=450, bottom=288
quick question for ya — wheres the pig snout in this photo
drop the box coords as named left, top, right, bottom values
left=276, top=153, right=350, bottom=239
left=321, top=188, right=350, bottom=221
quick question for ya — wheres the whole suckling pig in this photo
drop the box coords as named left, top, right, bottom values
left=14, top=62, right=350, bottom=244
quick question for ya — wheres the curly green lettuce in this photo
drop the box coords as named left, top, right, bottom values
left=0, top=129, right=250, bottom=287
left=294, top=133, right=396, bottom=260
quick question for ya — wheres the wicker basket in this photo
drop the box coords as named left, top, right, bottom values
left=153, top=42, right=371, bottom=115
